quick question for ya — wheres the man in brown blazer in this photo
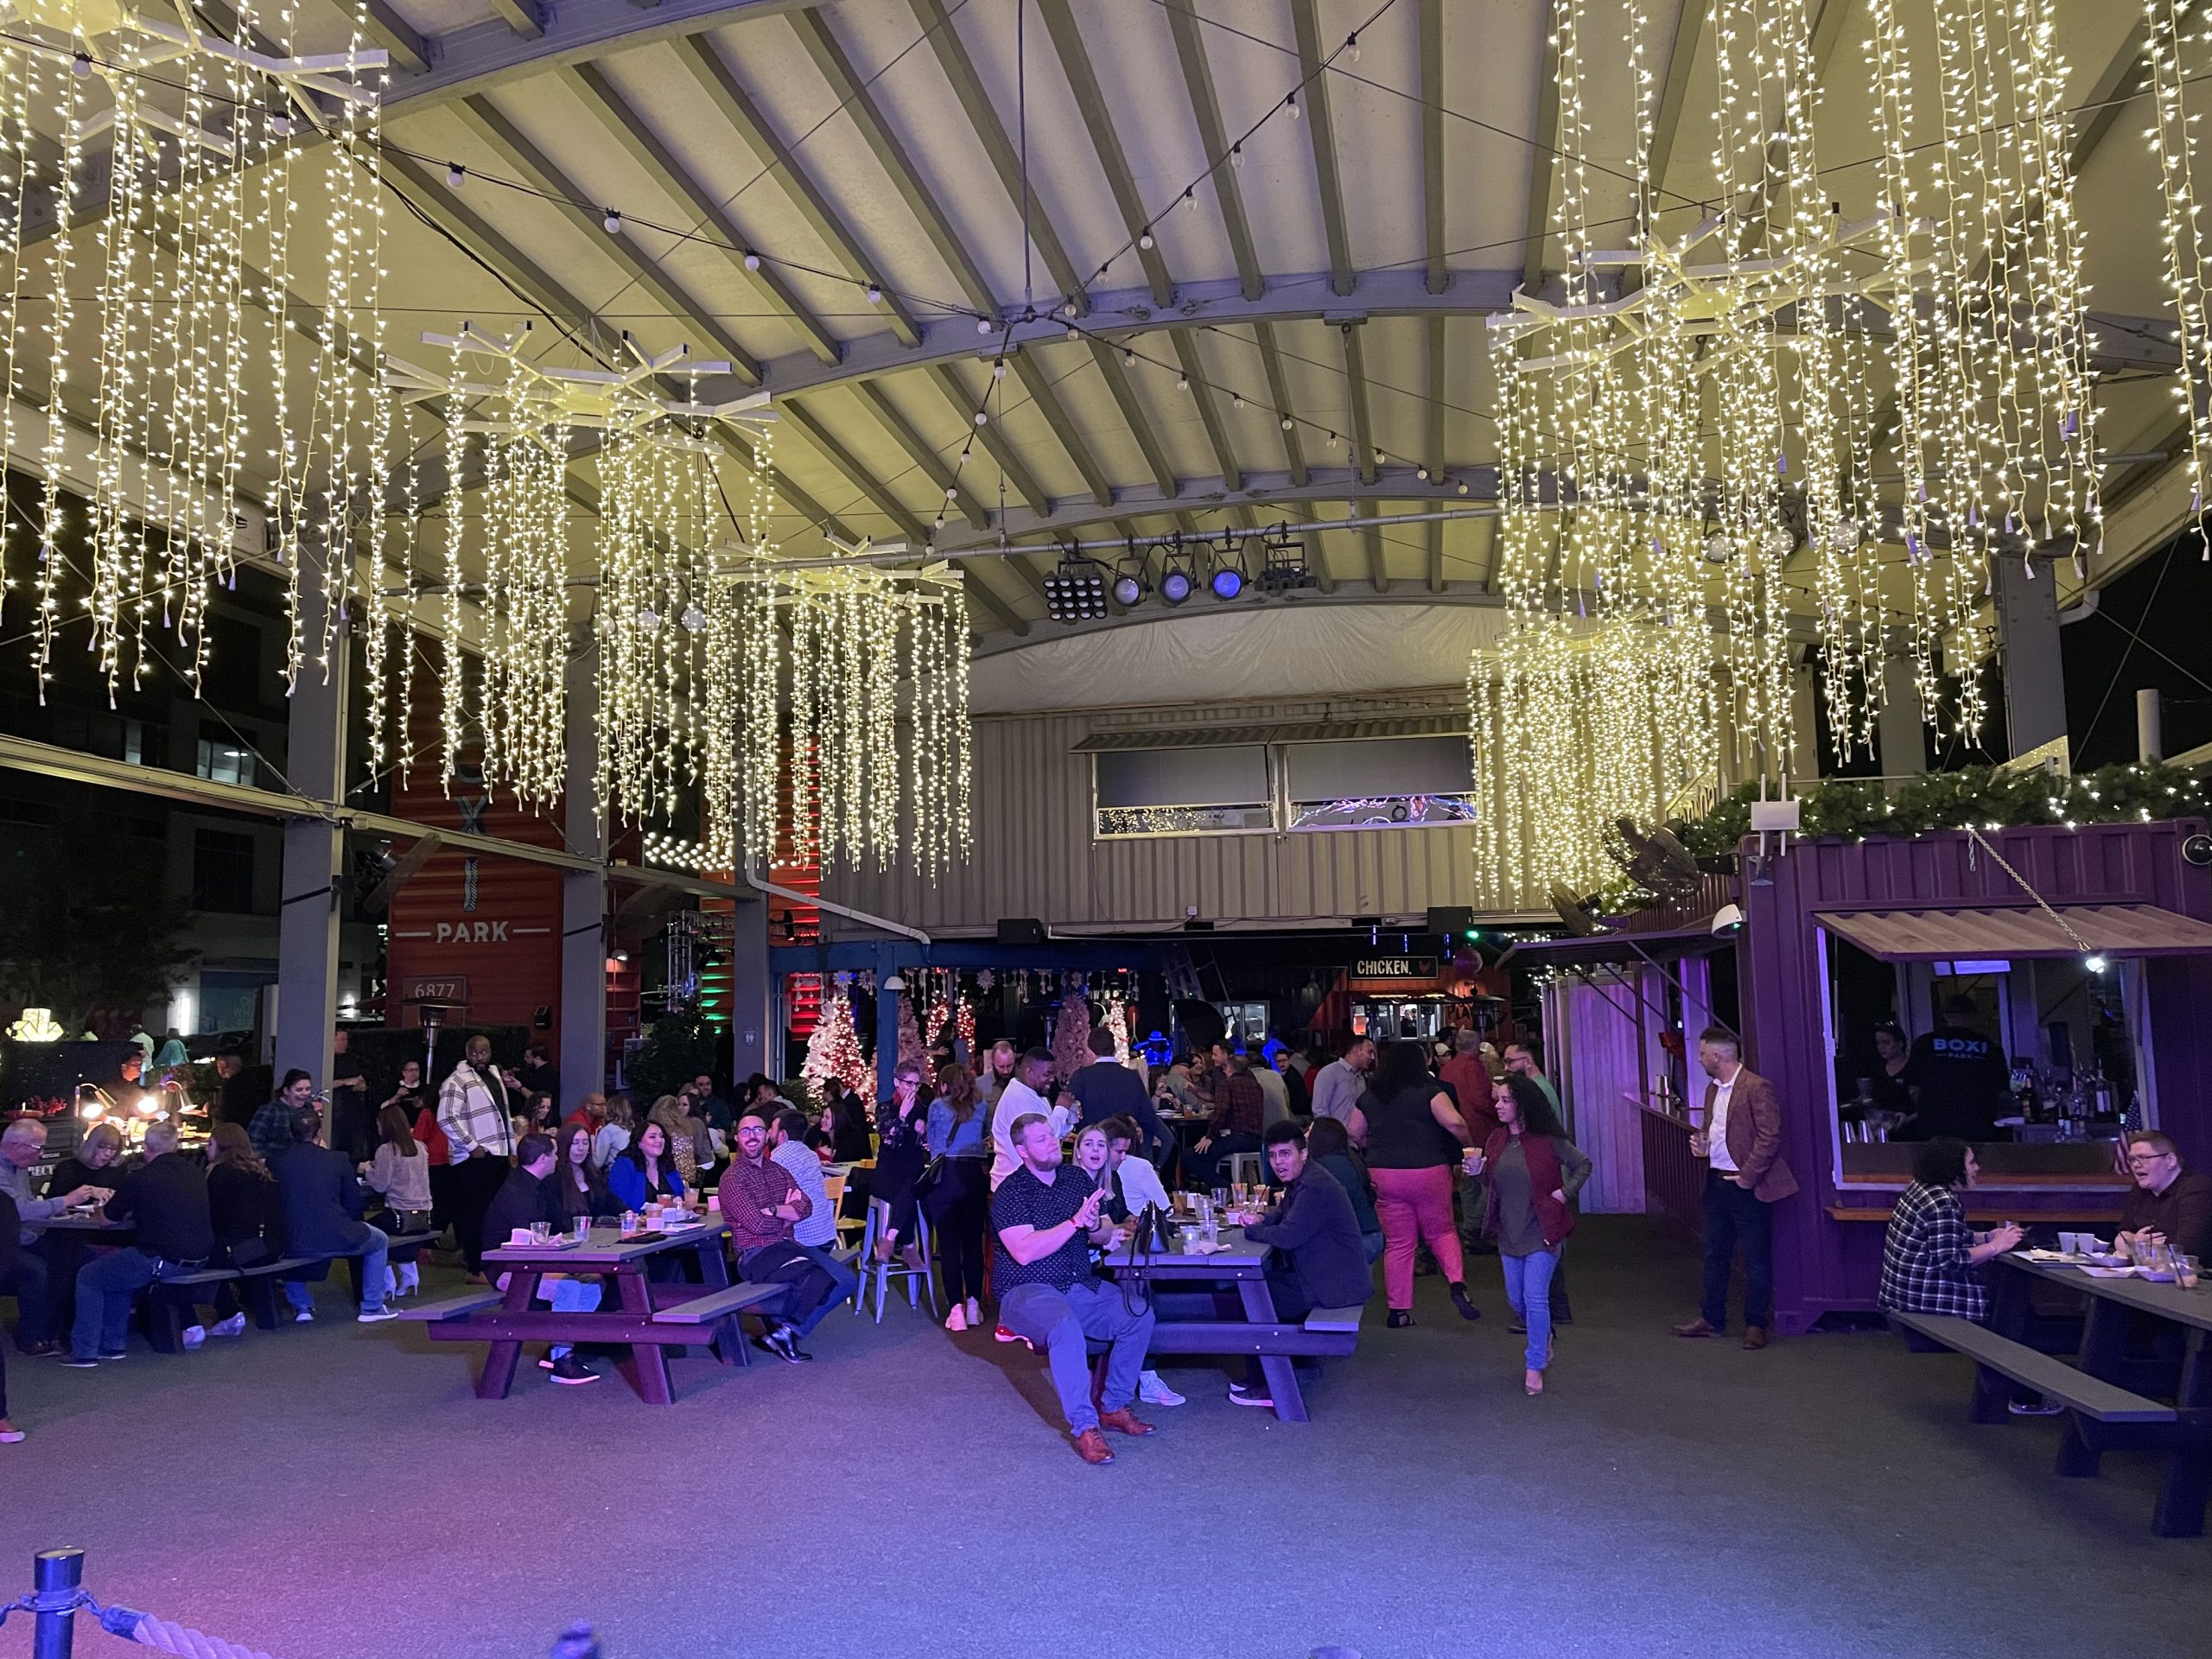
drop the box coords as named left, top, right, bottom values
left=1675, top=1026, right=1797, bottom=1349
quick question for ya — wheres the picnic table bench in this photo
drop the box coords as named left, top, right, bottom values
left=1894, top=1255, right=2212, bottom=1536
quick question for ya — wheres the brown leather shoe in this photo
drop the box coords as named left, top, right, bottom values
left=1673, top=1318, right=1720, bottom=1338
left=1742, top=1325, right=1770, bottom=1351
left=1098, top=1406, right=1156, bottom=1436
left=1072, top=1428, right=1115, bottom=1465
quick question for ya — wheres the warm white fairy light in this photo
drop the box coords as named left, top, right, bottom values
left=2144, top=0, right=2212, bottom=546
left=2, top=3, right=389, bottom=704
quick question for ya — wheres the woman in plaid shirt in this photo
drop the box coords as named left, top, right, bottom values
left=1878, top=1140, right=2024, bottom=1320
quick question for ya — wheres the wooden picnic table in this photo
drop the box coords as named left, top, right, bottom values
left=419, top=1219, right=779, bottom=1405
left=1098, top=1227, right=1364, bottom=1423
left=1987, top=1252, right=2212, bottom=1533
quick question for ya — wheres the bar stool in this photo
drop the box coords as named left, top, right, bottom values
left=1225, top=1150, right=1266, bottom=1189
left=855, top=1196, right=938, bottom=1321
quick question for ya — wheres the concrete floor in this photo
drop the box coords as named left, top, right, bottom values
left=3, top=1217, right=2206, bottom=1659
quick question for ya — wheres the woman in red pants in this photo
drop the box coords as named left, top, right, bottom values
left=1355, top=1040, right=1480, bottom=1326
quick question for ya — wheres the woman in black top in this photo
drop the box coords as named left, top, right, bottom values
left=195, top=1122, right=283, bottom=1332
left=44, top=1122, right=124, bottom=1199
left=1357, top=1039, right=1479, bottom=1326
left=550, top=1121, right=613, bottom=1224
left=829, top=1088, right=874, bottom=1164
left=870, top=1062, right=932, bottom=1265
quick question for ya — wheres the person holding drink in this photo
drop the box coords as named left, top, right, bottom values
left=1467, top=1075, right=1590, bottom=1396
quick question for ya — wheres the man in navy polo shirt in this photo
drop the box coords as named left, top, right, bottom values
left=991, top=1113, right=1157, bottom=1465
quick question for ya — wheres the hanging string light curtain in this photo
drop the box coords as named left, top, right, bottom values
left=0, top=3, right=389, bottom=703
left=2142, top=0, right=2212, bottom=548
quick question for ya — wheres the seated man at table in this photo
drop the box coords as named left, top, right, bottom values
left=718, top=1111, right=844, bottom=1362
left=1230, top=1121, right=1374, bottom=1408
left=2114, top=1131, right=2212, bottom=1263
left=992, top=1113, right=1157, bottom=1465
left=483, top=1133, right=601, bottom=1386
left=1070, top=1028, right=1168, bottom=1161
left=1189, top=1050, right=1265, bottom=1191
left=768, top=1109, right=860, bottom=1306
left=2, top=1116, right=105, bottom=1357
left=60, top=1120, right=215, bottom=1366
left=274, top=1106, right=398, bottom=1325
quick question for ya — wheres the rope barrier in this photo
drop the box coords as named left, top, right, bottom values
left=7, top=1553, right=279, bottom=1659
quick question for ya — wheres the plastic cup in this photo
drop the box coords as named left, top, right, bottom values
left=574, top=1217, right=589, bottom=1243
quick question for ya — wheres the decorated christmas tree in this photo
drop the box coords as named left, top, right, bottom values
left=1103, top=995, right=1131, bottom=1065
left=802, top=988, right=873, bottom=1098
left=955, top=995, right=976, bottom=1058
left=1050, top=985, right=1094, bottom=1084
left=895, top=989, right=925, bottom=1071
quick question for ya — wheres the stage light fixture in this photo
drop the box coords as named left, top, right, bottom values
left=1255, top=529, right=1318, bottom=594
left=1110, top=551, right=1147, bottom=607
left=1209, top=534, right=1247, bottom=601
left=1042, top=551, right=1109, bottom=624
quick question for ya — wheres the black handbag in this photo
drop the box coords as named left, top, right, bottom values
left=912, top=1153, right=950, bottom=1201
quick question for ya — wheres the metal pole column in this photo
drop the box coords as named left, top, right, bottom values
left=559, top=640, right=607, bottom=1110
left=273, top=526, right=346, bottom=1092
left=1993, top=556, right=2068, bottom=761
left=1878, top=633, right=1925, bottom=793
left=729, top=893, right=770, bottom=1085
left=32, top=1548, right=85, bottom=1659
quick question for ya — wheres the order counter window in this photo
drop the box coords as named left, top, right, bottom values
left=1823, top=936, right=2142, bottom=1192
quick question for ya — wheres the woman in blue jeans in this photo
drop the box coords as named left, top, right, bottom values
left=1470, top=1073, right=1590, bottom=1397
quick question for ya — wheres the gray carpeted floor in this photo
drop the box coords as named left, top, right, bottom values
left=3, top=1216, right=2205, bottom=1659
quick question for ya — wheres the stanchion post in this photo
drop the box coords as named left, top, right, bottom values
left=32, top=1548, right=84, bottom=1659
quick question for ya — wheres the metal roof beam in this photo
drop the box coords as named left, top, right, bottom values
left=1521, top=1, right=1564, bottom=294
left=788, top=7, right=999, bottom=316
left=1255, top=322, right=1309, bottom=487
left=1342, top=323, right=1378, bottom=488
left=928, top=365, right=1050, bottom=518
left=909, top=0, right=1087, bottom=310
left=1421, top=0, right=1447, bottom=296
left=1010, top=357, right=1116, bottom=507
left=1426, top=316, right=1446, bottom=591
left=1163, top=0, right=1262, bottom=302
left=741, top=266, right=1519, bottom=402
left=453, top=94, right=763, bottom=380
left=850, top=383, right=988, bottom=530
left=486, top=0, right=547, bottom=37
left=1171, top=334, right=1243, bottom=493
left=566, top=62, right=843, bottom=365
left=1088, top=339, right=1179, bottom=499
left=1291, top=0, right=1357, bottom=297
left=1357, top=496, right=1388, bottom=591
left=673, top=33, right=923, bottom=347
left=930, top=466, right=1493, bottom=551
left=360, top=0, right=433, bottom=73
left=778, top=400, right=931, bottom=542
left=1037, top=0, right=1173, bottom=306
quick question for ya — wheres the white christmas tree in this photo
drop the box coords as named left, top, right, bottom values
left=802, top=989, right=873, bottom=1098
left=1103, top=995, right=1131, bottom=1064
left=896, top=990, right=925, bottom=1071
left=956, top=995, right=976, bottom=1057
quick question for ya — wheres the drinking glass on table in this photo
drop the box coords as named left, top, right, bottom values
left=530, top=1221, right=551, bottom=1244
left=573, top=1217, right=590, bottom=1243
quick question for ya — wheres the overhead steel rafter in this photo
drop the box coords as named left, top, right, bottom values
left=1254, top=323, right=1309, bottom=487
left=909, top=0, right=1086, bottom=308
left=1421, top=0, right=1447, bottom=296
left=925, top=364, right=1050, bottom=522
left=778, top=399, right=931, bottom=543
left=1170, top=334, right=1244, bottom=493
left=1425, top=317, right=1447, bottom=591
left=671, top=32, right=923, bottom=347
left=564, top=61, right=842, bottom=365
left=1011, top=357, right=1115, bottom=507
left=1520, top=0, right=1565, bottom=294
left=850, top=384, right=988, bottom=531
left=1163, top=0, right=1262, bottom=302
left=452, top=94, right=761, bottom=378
left=379, top=151, right=855, bottom=543
left=1289, top=0, right=1357, bottom=298
left=1037, top=0, right=1171, bottom=307
left=486, top=0, right=546, bottom=39
left=930, top=467, right=1491, bottom=552
left=1088, top=338, right=1179, bottom=499
left=359, top=0, right=432, bottom=73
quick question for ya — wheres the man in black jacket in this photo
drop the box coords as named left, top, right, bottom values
left=1068, top=1028, right=1170, bottom=1163
left=60, top=1121, right=215, bottom=1365
left=1231, top=1120, right=1375, bottom=1408
left=481, top=1135, right=601, bottom=1385
left=275, top=1105, right=397, bottom=1325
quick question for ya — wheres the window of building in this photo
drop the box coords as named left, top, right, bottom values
left=1282, top=735, right=1478, bottom=831
left=1092, top=745, right=1271, bottom=837
left=196, top=726, right=257, bottom=788
left=192, top=828, right=257, bottom=912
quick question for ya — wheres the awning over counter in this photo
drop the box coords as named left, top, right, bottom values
left=1072, top=715, right=1466, bottom=751
left=1818, top=903, right=2212, bottom=963
left=1509, top=923, right=1732, bottom=969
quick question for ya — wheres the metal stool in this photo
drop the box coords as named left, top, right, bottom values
left=1226, top=1150, right=1266, bottom=1189
left=855, top=1195, right=938, bottom=1321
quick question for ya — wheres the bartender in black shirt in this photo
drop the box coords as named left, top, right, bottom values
left=1902, top=995, right=2011, bottom=1142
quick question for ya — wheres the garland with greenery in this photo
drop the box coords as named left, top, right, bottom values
left=1595, top=761, right=2208, bottom=913
left=1675, top=761, right=2205, bottom=860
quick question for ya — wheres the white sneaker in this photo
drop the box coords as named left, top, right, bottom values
left=181, top=1325, right=206, bottom=1350
left=1139, top=1370, right=1185, bottom=1407
left=293, top=1307, right=315, bottom=1324
left=356, top=1306, right=400, bottom=1325
left=965, top=1296, right=981, bottom=1326
left=944, top=1303, right=968, bottom=1332
left=211, top=1314, right=246, bottom=1338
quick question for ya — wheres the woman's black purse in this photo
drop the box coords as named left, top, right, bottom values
left=912, top=1153, right=949, bottom=1201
